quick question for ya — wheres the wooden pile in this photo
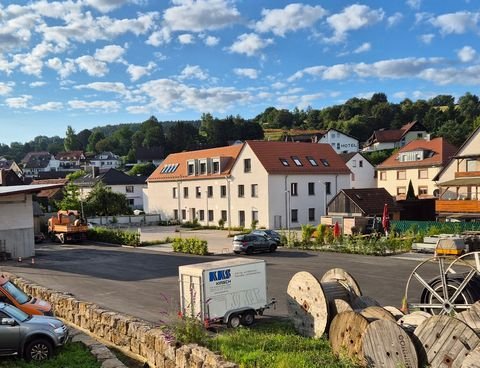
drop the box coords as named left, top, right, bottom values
left=287, top=270, right=480, bottom=368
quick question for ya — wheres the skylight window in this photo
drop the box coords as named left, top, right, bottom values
left=161, top=163, right=179, bottom=174
left=280, top=158, right=289, bottom=166
left=291, top=156, right=303, bottom=166
left=320, top=159, right=330, bottom=167
left=306, top=156, right=318, bottom=166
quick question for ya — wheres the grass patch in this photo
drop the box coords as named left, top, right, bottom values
left=0, top=342, right=101, bottom=368
left=207, top=320, right=359, bottom=368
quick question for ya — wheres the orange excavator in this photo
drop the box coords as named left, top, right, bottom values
left=47, top=210, right=88, bottom=244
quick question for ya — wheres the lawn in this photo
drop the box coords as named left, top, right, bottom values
left=0, top=342, right=101, bottom=368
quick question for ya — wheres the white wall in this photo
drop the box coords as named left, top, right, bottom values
left=347, top=153, right=376, bottom=188
left=319, top=131, right=359, bottom=153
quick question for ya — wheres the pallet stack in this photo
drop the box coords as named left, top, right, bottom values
left=287, top=270, right=480, bottom=368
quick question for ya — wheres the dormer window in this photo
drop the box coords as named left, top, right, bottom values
left=280, top=158, right=289, bottom=166
left=320, top=159, right=330, bottom=167
left=200, top=162, right=207, bottom=175
left=291, top=156, right=303, bottom=166
left=187, top=162, right=195, bottom=175
left=213, top=161, right=220, bottom=173
left=306, top=156, right=318, bottom=166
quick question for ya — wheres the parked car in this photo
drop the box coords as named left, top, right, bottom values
left=0, top=276, right=53, bottom=316
left=0, top=302, right=68, bottom=361
left=232, top=234, right=277, bottom=255
left=251, top=229, right=282, bottom=245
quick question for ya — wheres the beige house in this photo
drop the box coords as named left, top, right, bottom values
left=144, top=141, right=351, bottom=229
left=363, top=121, right=428, bottom=152
left=377, top=137, right=457, bottom=199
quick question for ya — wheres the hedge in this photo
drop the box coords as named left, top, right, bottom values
left=172, top=237, right=208, bottom=255
left=87, top=227, right=140, bottom=247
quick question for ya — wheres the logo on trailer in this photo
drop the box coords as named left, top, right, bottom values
left=209, top=269, right=231, bottom=285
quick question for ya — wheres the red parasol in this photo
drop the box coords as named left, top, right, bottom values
left=333, top=221, right=341, bottom=238
left=382, top=203, right=390, bottom=234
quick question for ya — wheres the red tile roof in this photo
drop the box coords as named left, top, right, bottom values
left=147, top=144, right=244, bottom=182
left=31, top=178, right=68, bottom=198
left=247, top=141, right=350, bottom=174
left=377, top=137, right=457, bottom=169
left=370, top=121, right=427, bottom=144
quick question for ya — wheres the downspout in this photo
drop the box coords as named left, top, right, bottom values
left=284, top=175, right=288, bottom=229
left=177, top=181, right=181, bottom=222
left=226, top=175, right=231, bottom=233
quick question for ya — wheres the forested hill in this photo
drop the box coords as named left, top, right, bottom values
left=1, top=92, right=479, bottom=162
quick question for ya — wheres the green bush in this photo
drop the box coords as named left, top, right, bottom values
left=172, top=237, right=208, bottom=255
left=87, top=228, right=140, bottom=246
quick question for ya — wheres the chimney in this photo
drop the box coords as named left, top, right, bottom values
left=425, top=133, right=431, bottom=141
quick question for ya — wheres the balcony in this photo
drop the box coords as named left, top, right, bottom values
left=455, top=171, right=480, bottom=178
left=436, top=199, right=480, bottom=213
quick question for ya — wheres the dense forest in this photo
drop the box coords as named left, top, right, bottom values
left=1, top=92, right=479, bottom=163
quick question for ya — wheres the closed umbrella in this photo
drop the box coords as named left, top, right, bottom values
left=333, top=221, right=341, bottom=238
left=382, top=203, right=390, bottom=236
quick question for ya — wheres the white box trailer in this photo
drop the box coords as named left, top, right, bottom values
left=179, top=258, right=275, bottom=328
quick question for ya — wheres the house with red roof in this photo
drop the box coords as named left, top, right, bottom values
left=362, top=121, right=428, bottom=152
left=145, top=141, right=351, bottom=229
left=376, top=137, right=457, bottom=199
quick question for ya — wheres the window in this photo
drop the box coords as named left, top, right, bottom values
left=199, top=210, right=205, bottom=221
left=418, top=186, right=428, bottom=196
left=397, top=187, right=406, bottom=195
left=291, top=209, right=298, bottom=223
left=196, top=186, right=201, bottom=198
left=127, top=199, right=134, bottom=206
left=307, top=156, right=318, bottom=166
left=251, top=184, right=258, bottom=197
left=220, top=185, right=227, bottom=198
left=359, top=160, right=363, bottom=168
left=238, top=185, right=245, bottom=197
left=397, top=170, right=406, bottom=180
left=182, top=209, right=186, bottom=220
left=418, top=169, right=428, bottom=179
left=308, top=182, right=315, bottom=195
left=291, top=182, right=298, bottom=196
left=221, top=210, right=227, bottom=221
left=188, top=163, right=194, bottom=175
left=244, top=158, right=251, bottom=173
left=252, top=210, right=258, bottom=223
left=279, top=158, right=289, bottom=166
left=291, top=156, right=303, bottom=166
left=173, top=187, right=177, bottom=198
left=325, top=182, right=331, bottom=195
left=308, top=208, right=315, bottom=221
left=200, top=162, right=206, bottom=174
left=336, top=143, right=340, bottom=150
left=352, top=160, right=356, bottom=168
left=207, top=186, right=213, bottom=198
left=213, top=161, right=220, bottom=173
left=321, top=159, right=330, bottom=166
left=126, top=185, right=134, bottom=193
left=183, top=187, right=189, bottom=198
left=351, top=173, right=355, bottom=181
left=173, top=209, right=178, bottom=220
left=208, top=210, right=214, bottom=221
left=417, top=133, right=423, bottom=138
left=380, top=171, right=387, bottom=181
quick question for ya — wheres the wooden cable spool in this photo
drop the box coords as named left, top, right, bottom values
left=456, top=307, right=480, bottom=335
left=329, top=311, right=369, bottom=365
left=287, top=269, right=362, bottom=338
left=414, top=315, right=480, bottom=368
left=351, top=295, right=381, bottom=310
left=398, top=311, right=431, bottom=334
left=362, top=319, right=418, bottom=368
left=360, top=306, right=396, bottom=323
left=462, top=346, right=480, bottom=368
left=383, top=305, right=405, bottom=320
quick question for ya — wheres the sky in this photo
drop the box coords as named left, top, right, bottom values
left=1, top=0, right=480, bottom=145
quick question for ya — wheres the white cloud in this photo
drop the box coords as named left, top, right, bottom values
left=5, top=95, right=32, bottom=108
left=204, top=35, right=219, bottom=46
left=47, top=58, right=77, bottom=79
left=233, top=68, right=259, bottom=79
left=30, top=81, right=46, bottom=87
left=164, top=0, right=241, bottom=32
left=31, top=101, right=63, bottom=111
left=326, top=4, right=384, bottom=43
left=406, top=0, right=422, bottom=10
left=271, top=82, right=286, bottom=89
left=147, top=27, right=172, bottom=46
left=74, top=81, right=129, bottom=95
left=179, top=65, right=208, bottom=80
left=83, top=0, right=138, bottom=13
left=0, top=82, right=14, bottom=95
left=94, top=45, right=126, bottom=63
left=127, top=62, right=156, bottom=81
left=420, top=34, right=435, bottom=44
left=430, top=12, right=480, bottom=35
left=323, top=64, right=351, bottom=80
left=458, top=46, right=477, bottom=62
left=255, top=3, right=326, bottom=37
left=178, top=33, right=195, bottom=44
left=354, top=42, right=371, bottom=54
left=68, top=99, right=120, bottom=111
left=75, top=55, right=108, bottom=77
left=387, top=12, right=403, bottom=27
left=228, top=33, right=273, bottom=57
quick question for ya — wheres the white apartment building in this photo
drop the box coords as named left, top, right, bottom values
left=340, top=152, right=376, bottom=189
left=144, top=141, right=351, bottom=229
left=318, top=129, right=359, bottom=153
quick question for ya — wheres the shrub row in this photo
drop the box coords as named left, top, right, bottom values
left=87, top=227, right=140, bottom=247
left=172, top=237, right=208, bottom=255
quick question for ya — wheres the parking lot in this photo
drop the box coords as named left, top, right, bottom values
left=0, top=227, right=437, bottom=324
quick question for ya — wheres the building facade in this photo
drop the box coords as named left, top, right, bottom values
left=362, top=121, right=428, bottom=152
left=340, top=152, right=376, bottom=189
left=318, top=129, right=359, bottom=153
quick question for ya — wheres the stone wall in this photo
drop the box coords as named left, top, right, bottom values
left=9, top=274, right=237, bottom=368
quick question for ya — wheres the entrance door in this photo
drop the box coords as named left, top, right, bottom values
left=274, top=215, right=282, bottom=229
left=239, top=211, right=245, bottom=228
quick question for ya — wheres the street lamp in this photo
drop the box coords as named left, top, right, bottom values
left=206, top=189, right=209, bottom=227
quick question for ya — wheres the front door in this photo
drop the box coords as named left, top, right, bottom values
left=239, top=211, right=245, bottom=228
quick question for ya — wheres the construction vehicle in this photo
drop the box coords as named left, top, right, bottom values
left=47, top=210, right=88, bottom=244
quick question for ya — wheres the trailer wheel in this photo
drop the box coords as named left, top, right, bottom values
left=227, top=314, right=241, bottom=328
left=241, top=311, right=255, bottom=326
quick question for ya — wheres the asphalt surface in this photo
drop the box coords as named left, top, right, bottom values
left=0, top=240, right=440, bottom=324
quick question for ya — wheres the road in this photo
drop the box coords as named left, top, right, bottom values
left=0, top=242, right=437, bottom=324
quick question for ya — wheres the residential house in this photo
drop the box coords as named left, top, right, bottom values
left=434, top=126, right=480, bottom=220
left=55, top=151, right=85, bottom=171
left=376, top=137, right=457, bottom=200
left=279, top=129, right=326, bottom=143
left=319, top=128, right=359, bottom=153
left=0, top=169, right=24, bottom=186
left=21, top=151, right=58, bottom=177
left=89, top=152, right=121, bottom=169
left=0, top=184, right=63, bottom=258
left=339, top=152, right=375, bottom=188
left=362, top=121, right=428, bottom=152
left=31, top=178, right=68, bottom=212
left=0, top=157, right=23, bottom=179
left=75, top=168, right=146, bottom=209
left=144, top=141, right=351, bottom=229
left=135, top=146, right=165, bottom=166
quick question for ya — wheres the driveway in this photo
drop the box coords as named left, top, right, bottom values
left=0, top=238, right=438, bottom=324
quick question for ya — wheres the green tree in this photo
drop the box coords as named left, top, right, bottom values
left=406, top=180, right=416, bottom=200
left=64, top=126, right=81, bottom=151
left=76, top=129, right=92, bottom=150
left=56, top=182, right=81, bottom=211
left=87, top=131, right=105, bottom=153
left=128, top=162, right=156, bottom=177
left=84, top=183, right=132, bottom=216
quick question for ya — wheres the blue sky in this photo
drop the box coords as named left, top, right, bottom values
left=1, top=0, right=480, bottom=144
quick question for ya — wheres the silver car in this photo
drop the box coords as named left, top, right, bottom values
left=232, top=234, right=277, bottom=254
left=0, top=302, right=68, bottom=361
